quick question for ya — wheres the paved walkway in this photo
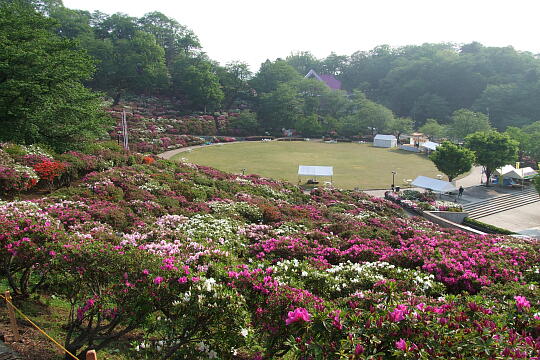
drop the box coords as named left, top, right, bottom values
left=158, top=142, right=239, bottom=160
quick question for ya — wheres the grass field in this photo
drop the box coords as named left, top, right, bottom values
left=172, top=141, right=444, bottom=189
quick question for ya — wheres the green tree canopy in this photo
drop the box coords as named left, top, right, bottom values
left=419, top=118, right=445, bottom=140
left=464, top=131, right=518, bottom=186
left=138, top=11, right=200, bottom=65
left=429, top=141, right=476, bottom=182
left=385, top=117, right=413, bottom=142
left=170, top=54, right=224, bottom=111
left=250, top=59, right=301, bottom=94
left=446, top=109, right=491, bottom=141
left=0, top=1, right=111, bottom=151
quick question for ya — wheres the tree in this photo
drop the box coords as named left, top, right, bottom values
left=504, top=126, right=530, bottom=162
left=356, top=101, right=394, bottom=137
left=250, top=59, right=301, bottom=94
left=227, top=110, right=259, bottom=136
left=0, top=1, right=111, bottom=151
left=465, top=131, right=518, bottom=186
left=419, top=119, right=445, bottom=140
left=257, top=83, right=302, bottom=131
left=170, top=55, right=224, bottom=111
left=138, top=11, right=200, bottom=65
left=446, top=109, right=491, bottom=141
left=285, top=51, right=322, bottom=75
left=385, top=117, right=413, bottom=142
left=216, top=61, right=252, bottom=110
left=429, top=141, right=475, bottom=182
left=410, top=93, right=450, bottom=126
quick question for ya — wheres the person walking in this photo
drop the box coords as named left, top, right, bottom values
left=458, top=186, right=464, bottom=198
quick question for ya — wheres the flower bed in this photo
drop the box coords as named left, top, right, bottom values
left=107, top=101, right=241, bottom=153
left=1, top=150, right=539, bottom=359
left=385, top=189, right=463, bottom=213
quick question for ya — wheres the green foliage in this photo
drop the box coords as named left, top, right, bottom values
left=463, top=217, right=515, bottom=235
left=170, top=54, right=224, bottom=111
left=534, top=175, right=540, bottom=196
left=419, top=118, right=445, bottom=140
left=341, top=42, right=540, bottom=130
left=250, top=59, right=302, bottom=94
left=137, top=11, right=201, bottom=65
left=385, top=117, right=413, bottom=141
left=429, top=141, right=475, bottom=182
left=258, top=82, right=302, bottom=131
left=446, top=109, right=492, bottom=141
left=216, top=61, right=252, bottom=109
left=465, top=131, right=518, bottom=185
left=227, top=110, right=259, bottom=136
left=0, top=1, right=111, bottom=151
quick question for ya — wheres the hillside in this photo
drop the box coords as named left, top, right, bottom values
left=1, top=143, right=539, bottom=359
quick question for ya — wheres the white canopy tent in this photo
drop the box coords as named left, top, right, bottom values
left=411, top=176, right=457, bottom=193
left=298, top=165, right=333, bottom=184
left=493, top=165, right=516, bottom=176
left=506, top=167, right=537, bottom=180
left=421, top=141, right=439, bottom=152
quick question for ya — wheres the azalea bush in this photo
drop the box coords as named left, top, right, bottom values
left=1, top=150, right=539, bottom=359
left=385, top=190, right=463, bottom=212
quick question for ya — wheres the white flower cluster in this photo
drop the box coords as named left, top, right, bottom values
left=273, top=259, right=442, bottom=295
left=274, top=222, right=307, bottom=236
left=177, top=214, right=239, bottom=244
left=13, top=164, right=39, bottom=179
left=139, top=179, right=171, bottom=193
left=25, top=144, right=53, bottom=158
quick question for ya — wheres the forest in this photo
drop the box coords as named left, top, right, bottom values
left=2, top=0, right=540, bottom=160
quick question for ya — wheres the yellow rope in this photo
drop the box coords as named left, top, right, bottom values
left=1, top=293, right=80, bottom=360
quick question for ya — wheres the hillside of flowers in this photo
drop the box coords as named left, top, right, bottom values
left=108, top=100, right=238, bottom=153
left=1, top=144, right=539, bottom=359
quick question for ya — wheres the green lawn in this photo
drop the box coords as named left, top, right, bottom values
left=172, top=141, right=444, bottom=189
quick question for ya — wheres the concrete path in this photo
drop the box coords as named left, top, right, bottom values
left=455, top=166, right=483, bottom=188
left=158, top=142, right=238, bottom=160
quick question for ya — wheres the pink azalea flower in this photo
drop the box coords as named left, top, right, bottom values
left=395, top=338, right=407, bottom=351
left=285, top=307, right=311, bottom=325
left=153, top=276, right=164, bottom=285
left=514, top=296, right=530, bottom=312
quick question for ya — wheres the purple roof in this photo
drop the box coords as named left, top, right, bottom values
left=319, top=74, right=341, bottom=90
left=304, top=69, right=342, bottom=90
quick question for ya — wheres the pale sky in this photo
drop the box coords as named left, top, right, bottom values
left=63, top=0, right=540, bottom=72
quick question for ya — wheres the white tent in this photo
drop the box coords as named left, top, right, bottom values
left=298, top=166, right=333, bottom=176
left=373, top=134, right=397, bottom=148
left=421, top=141, right=439, bottom=151
left=493, top=165, right=516, bottom=176
left=506, top=167, right=537, bottom=180
left=411, top=176, right=457, bottom=193
left=298, top=165, right=333, bottom=184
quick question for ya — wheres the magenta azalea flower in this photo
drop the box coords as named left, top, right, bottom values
left=514, top=296, right=530, bottom=312
left=285, top=307, right=311, bottom=325
left=153, top=276, right=164, bottom=285
left=395, top=338, right=407, bottom=351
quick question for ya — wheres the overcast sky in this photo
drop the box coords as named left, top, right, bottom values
left=63, top=0, right=540, bottom=72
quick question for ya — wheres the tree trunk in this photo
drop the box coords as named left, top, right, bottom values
left=112, top=91, right=122, bottom=106
left=484, top=167, right=492, bottom=186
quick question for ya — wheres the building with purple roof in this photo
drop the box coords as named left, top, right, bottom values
left=304, top=69, right=342, bottom=90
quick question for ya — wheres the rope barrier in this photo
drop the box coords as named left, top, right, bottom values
left=1, top=293, right=80, bottom=360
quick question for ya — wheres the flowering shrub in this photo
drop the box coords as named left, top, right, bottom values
left=33, top=159, right=66, bottom=182
left=1, top=150, right=539, bottom=358
left=385, top=190, right=463, bottom=212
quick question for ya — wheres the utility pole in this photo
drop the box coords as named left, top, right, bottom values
left=121, top=109, right=129, bottom=151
